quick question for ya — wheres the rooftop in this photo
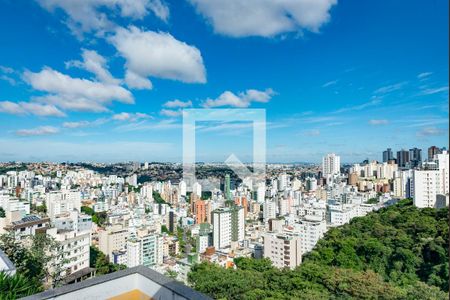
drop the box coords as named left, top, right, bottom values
left=21, top=265, right=212, bottom=300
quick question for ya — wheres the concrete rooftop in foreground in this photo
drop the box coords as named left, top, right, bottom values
left=21, top=265, right=212, bottom=300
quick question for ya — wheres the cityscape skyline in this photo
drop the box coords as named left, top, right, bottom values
left=0, top=1, right=448, bottom=163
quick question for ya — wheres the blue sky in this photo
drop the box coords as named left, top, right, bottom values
left=0, top=0, right=448, bottom=163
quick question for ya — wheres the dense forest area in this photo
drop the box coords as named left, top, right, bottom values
left=188, top=199, right=449, bottom=299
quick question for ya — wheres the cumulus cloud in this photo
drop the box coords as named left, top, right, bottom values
left=109, top=26, right=206, bottom=85
left=112, top=112, right=151, bottom=122
left=24, top=67, right=133, bottom=112
left=66, top=49, right=120, bottom=84
left=202, top=88, right=275, bottom=108
left=36, top=0, right=169, bottom=37
left=189, top=0, right=337, bottom=37
left=15, top=126, right=59, bottom=136
left=0, top=101, right=66, bottom=117
left=163, top=99, right=192, bottom=108
left=124, top=70, right=152, bottom=90
left=160, top=109, right=182, bottom=117
left=368, top=119, right=389, bottom=125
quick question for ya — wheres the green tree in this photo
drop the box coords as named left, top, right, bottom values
left=89, top=246, right=126, bottom=276
left=0, top=272, right=43, bottom=300
left=188, top=200, right=449, bottom=299
left=0, top=233, right=66, bottom=287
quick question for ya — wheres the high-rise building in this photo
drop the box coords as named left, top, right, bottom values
left=98, top=225, right=128, bottom=260
left=256, top=182, right=265, bottom=203
left=436, top=151, right=449, bottom=196
left=382, top=148, right=394, bottom=162
left=348, top=172, right=358, bottom=186
left=396, top=149, right=410, bottom=168
left=192, top=182, right=202, bottom=198
left=212, top=206, right=244, bottom=249
left=412, top=170, right=440, bottom=208
left=296, top=215, right=327, bottom=254
left=278, top=174, right=288, bottom=191
left=193, top=199, right=212, bottom=224
left=322, top=153, right=341, bottom=176
left=224, top=174, right=231, bottom=200
left=126, top=230, right=163, bottom=268
left=409, top=148, right=422, bottom=168
left=263, top=199, right=277, bottom=221
left=412, top=151, right=449, bottom=208
left=179, top=181, right=187, bottom=197
left=263, top=233, right=302, bottom=269
left=305, top=177, right=317, bottom=192
left=428, top=146, right=442, bottom=161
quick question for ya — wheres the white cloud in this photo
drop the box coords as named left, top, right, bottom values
left=15, top=126, right=60, bottom=136
left=112, top=112, right=151, bottom=121
left=0, top=66, right=14, bottom=74
left=416, top=127, right=446, bottom=137
left=124, top=70, right=153, bottom=90
left=36, top=0, right=169, bottom=37
left=333, top=97, right=381, bottom=114
left=0, top=66, right=18, bottom=85
left=115, top=119, right=181, bottom=132
left=417, top=72, right=432, bottom=79
left=160, top=109, right=182, bottom=117
left=62, top=121, right=91, bottom=128
left=189, top=0, right=337, bottom=37
left=62, top=118, right=108, bottom=128
left=24, top=67, right=133, bottom=112
left=368, top=119, right=389, bottom=125
left=374, top=82, right=407, bottom=94
left=322, top=80, right=337, bottom=88
left=419, top=86, right=449, bottom=96
left=66, top=49, right=120, bottom=84
left=163, top=99, right=192, bottom=108
left=202, top=88, right=275, bottom=108
left=110, top=26, right=206, bottom=84
left=0, top=101, right=66, bottom=117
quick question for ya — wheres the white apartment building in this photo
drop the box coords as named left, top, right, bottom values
left=412, top=170, right=440, bottom=208
left=46, top=190, right=81, bottom=219
left=329, top=204, right=357, bottom=226
left=263, top=233, right=302, bottom=269
left=263, top=200, right=277, bottom=222
left=192, top=182, right=202, bottom=198
left=99, top=225, right=129, bottom=260
left=179, top=181, right=187, bottom=197
left=257, top=182, right=266, bottom=203
left=322, top=153, right=341, bottom=177
left=278, top=174, right=288, bottom=191
left=47, top=210, right=92, bottom=278
left=196, top=235, right=209, bottom=253
left=212, top=206, right=244, bottom=249
left=436, top=151, right=449, bottom=195
left=126, top=230, right=163, bottom=269
left=295, top=215, right=327, bottom=254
